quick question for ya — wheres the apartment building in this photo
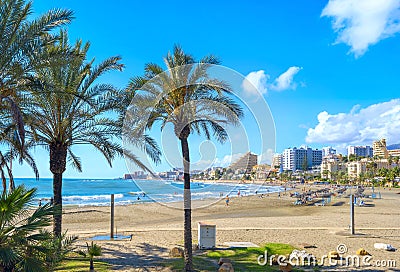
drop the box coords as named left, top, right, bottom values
left=322, top=146, right=336, bottom=157
left=282, top=146, right=322, bottom=171
left=347, top=145, right=373, bottom=158
left=320, top=156, right=346, bottom=179
left=373, top=138, right=400, bottom=158
left=228, top=152, right=258, bottom=173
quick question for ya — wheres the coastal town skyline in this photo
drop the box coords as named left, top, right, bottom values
left=11, top=0, right=400, bottom=178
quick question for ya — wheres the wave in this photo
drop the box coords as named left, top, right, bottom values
left=63, top=193, right=124, bottom=201
left=127, top=191, right=145, bottom=195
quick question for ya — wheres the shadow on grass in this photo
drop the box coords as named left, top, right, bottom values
left=163, top=256, right=218, bottom=272
left=55, top=258, right=109, bottom=272
left=161, top=243, right=307, bottom=272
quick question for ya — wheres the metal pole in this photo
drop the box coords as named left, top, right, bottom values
left=110, top=194, right=114, bottom=239
left=350, top=194, right=355, bottom=235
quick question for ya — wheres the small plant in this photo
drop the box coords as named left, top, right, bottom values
left=79, top=241, right=102, bottom=271
left=41, top=231, right=79, bottom=270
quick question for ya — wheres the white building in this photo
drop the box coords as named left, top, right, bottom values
left=272, top=154, right=282, bottom=169
left=347, top=145, right=373, bottom=158
left=322, top=146, right=336, bottom=157
left=320, top=158, right=346, bottom=179
left=282, top=146, right=322, bottom=171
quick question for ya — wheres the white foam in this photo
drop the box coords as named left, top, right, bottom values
left=63, top=193, right=124, bottom=201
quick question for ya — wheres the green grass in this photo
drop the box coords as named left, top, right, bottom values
left=206, top=243, right=297, bottom=271
left=162, top=243, right=304, bottom=272
left=55, top=257, right=110, bottom=272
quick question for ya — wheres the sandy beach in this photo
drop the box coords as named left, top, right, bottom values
left=63, top=186, right=400, bottom=271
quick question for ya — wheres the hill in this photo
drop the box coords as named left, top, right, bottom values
left=387, top=144, right=400, bottom=150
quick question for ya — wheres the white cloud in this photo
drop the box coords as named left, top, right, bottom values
left=242, top=66, right=302, bottom=95
left=214, top=153, right=245, bottom=167
left=242, top=70, right=269, bottom=95
left=258, top=149, right=274, bottom=165
left=306, top=99, right=400, bottom=145
left=270, top=66, right=303, bottom=91
left=321, top=0, right=400, bottom=57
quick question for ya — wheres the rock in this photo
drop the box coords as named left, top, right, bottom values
left=218, top=257, right=232, bottom=265
left=169, top=247, right=184, bottom=257
left=374, top=243, right=396, bottom=251
left=301, top=243, right=317, bottom=248
left=289, top=249, right=315, bottom=260
left=270, top=255, right=279, bottom=265
left=328, top=251, right=339, bottom=260
left=279, top=263, right=293, bottom=272
left=356, top=248, right=371, bottom=256
left=218, top=262, right=234, bottom=272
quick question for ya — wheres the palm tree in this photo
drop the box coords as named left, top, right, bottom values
left=0, top=0, right=73, bottom=150
left=80, top=241, right=102, bottom=272
left=0, top=185, right=55, bottom=271
left=127, top=45, right=243, bottom=271
left=26, top=33, right=160, bottom=237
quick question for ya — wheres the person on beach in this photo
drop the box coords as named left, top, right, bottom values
left=38, top=199, right=42, bottom=207
left=225, top=196, right=230, bottom=206
left=237, top=190, right=240, bottom=197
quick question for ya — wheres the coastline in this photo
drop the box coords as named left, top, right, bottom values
left=54, top=179, right=288, bottom=207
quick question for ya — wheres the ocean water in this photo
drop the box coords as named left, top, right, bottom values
left=12, top=178, right=284, bottom=207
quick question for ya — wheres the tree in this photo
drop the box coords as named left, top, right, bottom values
left=366, top=161, right=377, bottom=179
left=0, top=128, right=39, bottom=192
left=27, top=33, right=160, bottom=237
left=301, top=157, right=308, bottom=171
left=127, top=45, right=243, bottom=271
left=322, top=169, right=330, bottom=180
left=0, top=0, right=73, bottom=152
left=0, top=186, right=56, bottom=271
left=79, top=241, right=102, bottom=272
left=348, top=154, right=358, bottom=162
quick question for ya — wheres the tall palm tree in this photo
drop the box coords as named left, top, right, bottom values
left=0, top=0, right=73, bottom=150
left=127, top=45, right=243, bottom=271
left=27, top=33, right=160, bottom=237
left=0, top=185, right=55, bottom=272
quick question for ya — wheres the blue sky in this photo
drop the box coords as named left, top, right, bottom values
left=13, top=0, right=400, bottom=178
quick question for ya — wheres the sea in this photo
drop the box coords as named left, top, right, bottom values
left=12, top=178, right=285, bottom=207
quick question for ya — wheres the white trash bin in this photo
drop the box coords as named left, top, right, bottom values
left=198, top=222, right=216, bottom=249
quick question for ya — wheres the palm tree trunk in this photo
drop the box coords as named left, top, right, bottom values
left=50, top=143, right=67, bottom=237
left=1, top=168, right=6, bottom=192
left=53, top=172, right=63, bottom=236
left=6, top=161, right=15, bottom=192
left=180, top=136, right=193, bottom=272
left=89, top=258, right=94, bottom=271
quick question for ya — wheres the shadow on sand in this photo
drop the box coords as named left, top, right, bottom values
left=99, top=242, right=169, bottom=270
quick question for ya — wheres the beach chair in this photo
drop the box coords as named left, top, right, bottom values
left=294, top=200, right=303, bottom=205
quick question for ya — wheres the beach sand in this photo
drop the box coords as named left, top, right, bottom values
left=63, top=186, right=400, bottom=271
